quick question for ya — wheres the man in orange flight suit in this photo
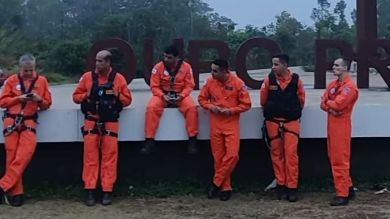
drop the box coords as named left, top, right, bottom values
left=320, top=57, right=359, bottom=206
left=199, top=59, right=251, bottom=201
left=140, top=45, right=198, bottom=155
left=0, top=54, right=52, bottom=207
left=73, top=50, right=132, bottom=206
left=261, top=54, right=305, bottom=202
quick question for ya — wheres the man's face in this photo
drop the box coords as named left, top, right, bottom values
left=211, top=64, right=227, bottom=82
left=163, top=53, right=177, bottom=66
left=271, top=58, right=287, bottom=75
left=20, top=63, right=35, bottom=78
left=332, top=58, right=347, bottom=76
left=95, top=55, right=110, bottom=72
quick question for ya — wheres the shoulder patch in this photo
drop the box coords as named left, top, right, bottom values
left=152, top=68, right=157, bottom=75
left=342, top=87, right=352, bottom=94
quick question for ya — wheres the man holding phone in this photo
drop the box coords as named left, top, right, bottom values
left=139, top=45, right=199, bottom=155
left=0, top=54, right=52, bottom=207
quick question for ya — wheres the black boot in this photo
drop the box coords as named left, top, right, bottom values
left=287, top=188, right=298, bottom=202
left=276, top=185, right=288, bottom=200
left=0, top=187, right=5, bottom=204
left=219, top=190, right=232, bottom=201
left=9, top=194, right=24, bottom=207
left=207, top=183, right=220, bottom=199
left=140, top=138, right=156, bottom=155
left=85, top=189, right=96, bottom=206
left=101, top=192, right=112, bottom=206
left=348, top=186, right=355, bottom=200
left=330, top=196, right=349, bottom=206
left=187, top=136, right=198, bottom=155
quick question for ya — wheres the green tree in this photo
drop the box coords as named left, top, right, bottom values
left=311, top=0, right=336, bottom=38
left=378, top=0, right=390, bottom=38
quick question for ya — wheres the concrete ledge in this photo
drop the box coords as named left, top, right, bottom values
left=0, top=102, right=389, bottom=143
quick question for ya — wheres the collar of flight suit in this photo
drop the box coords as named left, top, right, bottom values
left=336, top=73, right=352, bottom=85
left=94, top=67, right=113, bottom=80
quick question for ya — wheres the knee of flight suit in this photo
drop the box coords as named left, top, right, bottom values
left=226, top=153, right=239, bottom=163
left=146, top=97, right=165, bottom=111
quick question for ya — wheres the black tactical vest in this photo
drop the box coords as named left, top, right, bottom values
left=81, top=70, right=123, bottom=122
left=263, top=73, right=302, bottom=121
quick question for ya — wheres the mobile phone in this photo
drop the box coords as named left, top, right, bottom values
left=25, top=93, right=34, bottom=98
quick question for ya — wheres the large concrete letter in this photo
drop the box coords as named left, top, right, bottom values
left=235, top=38, right=281, bottom=89
left=188, top=40, right=230, bottom=90
left=314, top=40, right=354, bottom=89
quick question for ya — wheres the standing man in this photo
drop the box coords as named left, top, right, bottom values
left=260, top=54, right=305, bottom=202
left=140, top=45, right=198, bottom=155
left=321, top=57, right=359, bottom=206
left=199, top=59, right=251, bottom=201
left=0, top=54, right=52, bottom=207
left=73, top=50, right=132, bottom=206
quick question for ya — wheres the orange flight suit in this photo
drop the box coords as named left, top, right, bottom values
left=321, top=74, right=359, bottom=197
left=260, top=70, right=305, bottom=189
left=73, top=70, right=132, bottom=192
left=145, top=61, right=198, bottom=138
left=0, top=72, right=52, bottom=196
left=198, top=73, right=251, bottom=191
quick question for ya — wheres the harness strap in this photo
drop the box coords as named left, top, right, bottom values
left=267, top=119, right=300, bottom=142
left=81, top=121, right=118, bottom=138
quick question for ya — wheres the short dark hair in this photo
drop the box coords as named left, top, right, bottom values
left=272, top=54, right=290, bottom=65
left=212, top=59, right=229, bottom=71
left=164, top=45, right=179, bottom=57
left=339, top=57, right=352, bottom=69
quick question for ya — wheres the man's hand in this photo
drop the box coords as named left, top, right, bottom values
left=175, top=94, right=184, bottom=103
left=17, top=94, right=30, bottom=103
left=329, top=109, right=342, bottom=116
left=219, top=108, right=232, bottom=116
left=163, top=94, right=174, bottom=103
left=209, top=105, right=221, bottom=113
left=31, top=93, right=43, bottom=103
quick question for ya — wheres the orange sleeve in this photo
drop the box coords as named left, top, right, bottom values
left=230, top=82, right=251, bottom=114
left=117, top=75, right=132, bottom=107
left=72, top=74, right=89, bottom=104
left=180, top=65, right=195, bottom=98
left=297, top=79, right=305, bottom=108
left=198, top=79, right=214, bottom=110
left=326, top=85, right=358, bottom=111
left=260, top=76, right=269, bottom=107
left=0, top=78, right=20, bottom=108
left=38, top=77, right=52, bottom=110
left=320, top=87, right=330, bottom=112
left=151, top=65, right=165, bottom=98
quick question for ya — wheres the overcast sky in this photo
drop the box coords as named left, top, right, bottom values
left=203, top=0, right=356, bottom=29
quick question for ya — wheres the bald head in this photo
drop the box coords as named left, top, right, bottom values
left=96, top=50, right=112, bottom=62
left=95, top=50, right=112, bottom=74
